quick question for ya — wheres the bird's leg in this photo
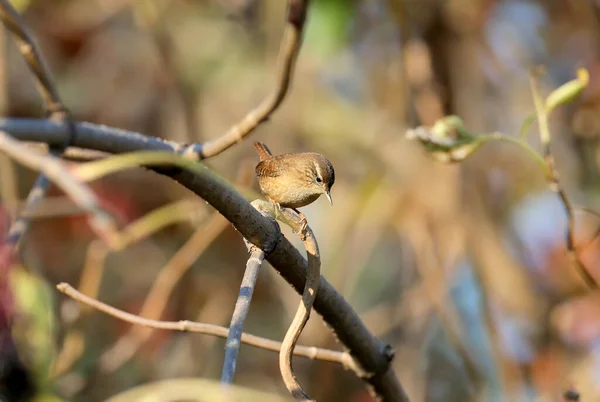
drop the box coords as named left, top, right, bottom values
left=268, top=199, right=306, bottom=233
left=292, top=208, right=308, bottom=233
left=269, top=199, right=282, bottom=221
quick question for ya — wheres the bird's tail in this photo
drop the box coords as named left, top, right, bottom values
left=253, top=142, right=273, bottom=161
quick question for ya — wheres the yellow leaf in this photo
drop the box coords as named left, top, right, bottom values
left=545, top=68, right=589, bottom=114
left=8, top=0, right=32, bottom=12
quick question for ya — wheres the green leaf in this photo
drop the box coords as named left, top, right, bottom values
left=545, top=68, right=589, bottom=115
left=11, top=266, right=56, bottom=391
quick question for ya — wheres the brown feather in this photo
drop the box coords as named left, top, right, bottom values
left=255, top=158, right=283, bottom=178
left=253, top=142, right=273, bottom=161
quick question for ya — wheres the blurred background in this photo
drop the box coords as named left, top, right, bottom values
left=2, top=0, right=600, bottom=401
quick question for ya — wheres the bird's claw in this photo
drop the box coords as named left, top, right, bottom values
left=298, top=217, right=308, bottom=234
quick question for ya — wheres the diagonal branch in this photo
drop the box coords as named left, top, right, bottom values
left=4, top=124, right=408, bottom=401
left=51, top=199, right=205, bottom=377
left=0, top=131, right=118, bottom=245
left=0, top=0, right=77, bottom=256
left=0, top=0, right=63, bottom=114
left=196, top=0, right=309, bottom=159
left=221, top=242, right=265, bottom=383
left=99, top=212, right=230, bottom=372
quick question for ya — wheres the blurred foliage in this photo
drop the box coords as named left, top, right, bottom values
left=11, top=267, right=62, bottom=401
left=105, top=378, right=293, bottom=402
left=8, top=0, right=32, bottom=12
left=2, top=0, right=600, bottom=401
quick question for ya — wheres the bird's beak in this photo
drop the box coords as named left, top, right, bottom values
left=325, top=190, right=333, bottom=206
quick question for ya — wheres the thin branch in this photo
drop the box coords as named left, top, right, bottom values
left=99, top=163, right=254, bottom=372
left=99, top=212, right=230, bottom=372
left=0, top=131, right=119, bottom=246
left=0, top=0, right=76, bottom=283
left=252, top=200, right=320, bottom=401
left=196, top=0, right=309, bottom=158
left=0, top=0, right=407, bottom=398
left=529, top=71, right=597, bottom=288
left=0, top=0, right=63, bottom=114
left=56, top=282, right=359, bottom=372
left=4, top=121, right=408, bottom=401
left=0, top=0, right=305, bottom=159
left=51, top=199, right=204, bottom=377
left=221, top=244, right=265, bottom=383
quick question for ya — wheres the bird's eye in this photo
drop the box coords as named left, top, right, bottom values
left=316, top=177, right=322, bottom=183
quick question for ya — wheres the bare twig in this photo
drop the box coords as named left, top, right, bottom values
left=51, top=242, right=106, bottom=378
left=196, top=0, right=309, bottom=158
left=281, top=222, right=319, bottom=401
left=99, top=212, right=229, bottom=372
left=529, top=71, right=596, bottom=288
left=0, top=2, right=77, bottom=314
left=56, top=282, right=359, bottom=371
left=51, top=199, right=203, bottom=377
left=4, top=122, right=407, bottom=401
left=221, top=244, right=265, bottom=383
left=0, top=0, right=408, bottom=398
left=99, top=163, right=254, bottom=373
left=0, top=0, right=63, bottom=114
left=252, top=200, right=320, bottom=401
left=0, top=0, right=305, bottom=160
left=0, top=131, right=118, bottom=246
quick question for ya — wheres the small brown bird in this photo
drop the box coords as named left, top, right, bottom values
left=253, top=142, right=335, bottom=226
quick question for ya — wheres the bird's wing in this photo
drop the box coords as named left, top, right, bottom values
left=255, top=158, right=284, bottom=178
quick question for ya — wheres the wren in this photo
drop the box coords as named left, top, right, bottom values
left=253, top=142, right=335, bottom=228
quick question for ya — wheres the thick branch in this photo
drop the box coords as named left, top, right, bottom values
left=5, top=120, right=408, bottom=401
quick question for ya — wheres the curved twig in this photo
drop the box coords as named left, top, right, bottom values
left=196, top=0, right=309, bottom=159
left=529, top=71, right=596, bottom=288
left=99, top=212, right=229, bottom=372
left=221, top=243, right=265, bottom=383
left=252, top=200, right=320, bottom=401
left=281, top=224, right=319, bottom=401
left=56, top=282, right=359, bottom=372
left=51, top=199, right=204, bottom=377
